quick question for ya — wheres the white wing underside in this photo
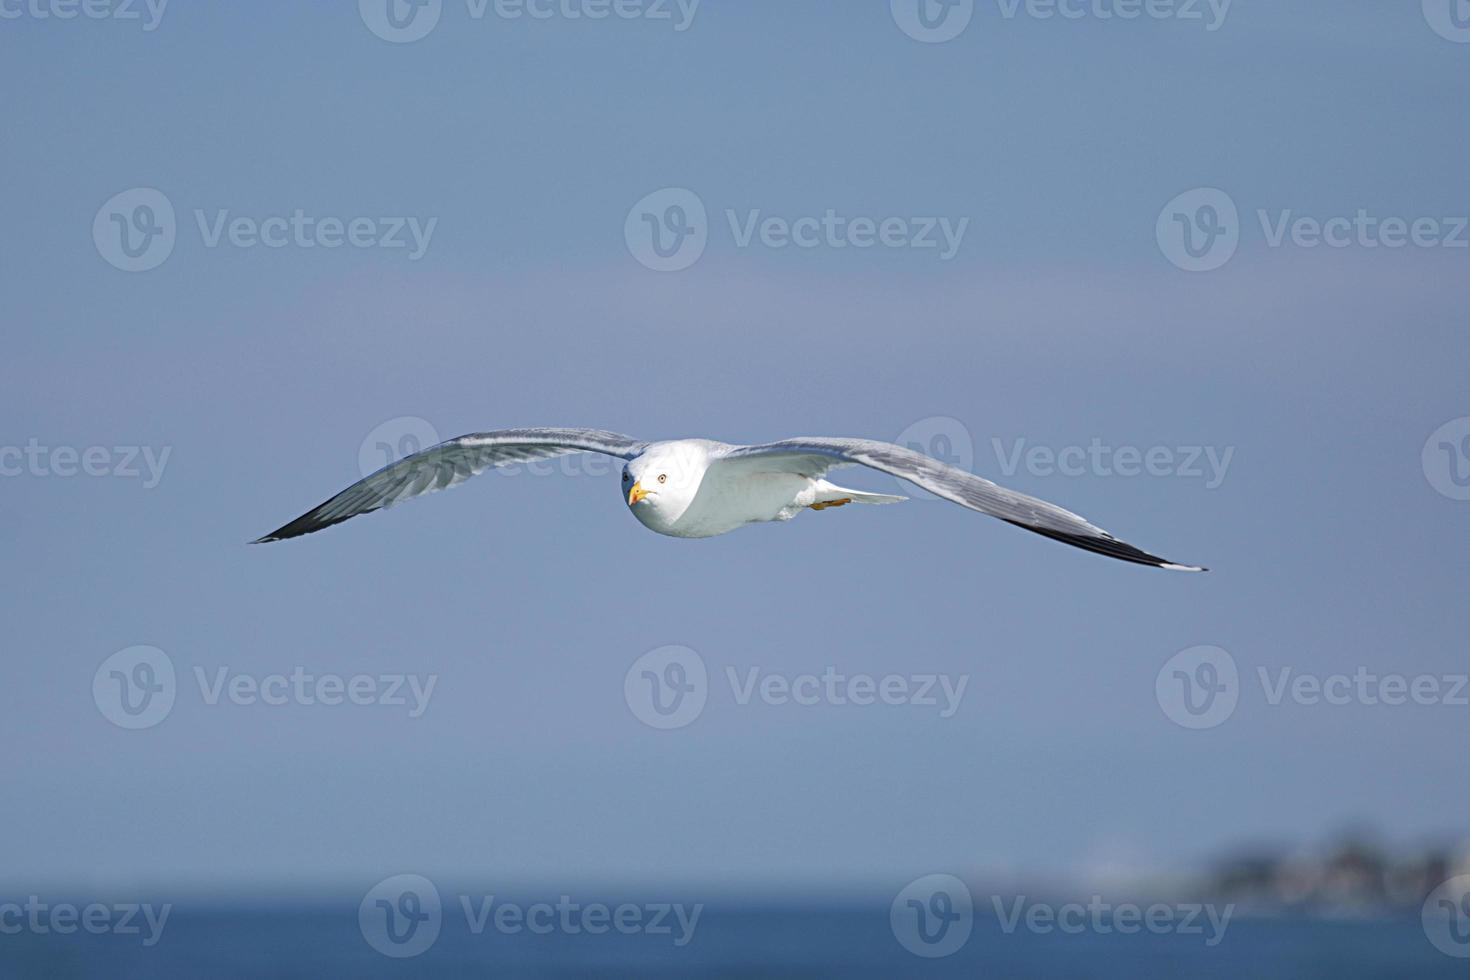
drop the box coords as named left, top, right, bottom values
left=253, top=428, right=645, bottom=543
left=713, top=438, right=1205, bottom=570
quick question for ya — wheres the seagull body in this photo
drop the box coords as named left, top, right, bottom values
left=255, top=428, right=1205, bottom=571
left=622, top=439, right=903, bottom=538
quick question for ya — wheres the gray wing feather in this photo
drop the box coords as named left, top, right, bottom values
left=254, top=428, right=646, bottom=542
left=718, top=437, right=1204, bottom=571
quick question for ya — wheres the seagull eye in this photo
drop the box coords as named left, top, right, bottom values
left=657, top=474, right=667, bottom=484
left=623, top=471, right=630, bottom=482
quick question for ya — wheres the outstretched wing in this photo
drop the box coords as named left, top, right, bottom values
left=254, top=428, right=646, bottom=543
left=716, top=437, right=1205, bottom=571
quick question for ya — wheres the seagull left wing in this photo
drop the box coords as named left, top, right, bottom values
left=253, top=428, right=646, bottom=543
left=716, top=437, right=1205, bottom=571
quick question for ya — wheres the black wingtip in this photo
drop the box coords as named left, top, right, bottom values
left=1003, top=520, right=1205, bottom=571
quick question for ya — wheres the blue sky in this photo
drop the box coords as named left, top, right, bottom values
left=3, top=1, right=1468, bottom=894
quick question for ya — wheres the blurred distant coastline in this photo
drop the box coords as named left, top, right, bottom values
left=1194, top=833, right=1466, bottom=917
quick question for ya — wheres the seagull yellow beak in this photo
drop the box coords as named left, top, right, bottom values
left=628, top=480, right=649, bottom=506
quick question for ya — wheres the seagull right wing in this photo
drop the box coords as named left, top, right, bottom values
left=716, top=437, right=1205, bottom=571
left=253, top=428, right=647, bottom=543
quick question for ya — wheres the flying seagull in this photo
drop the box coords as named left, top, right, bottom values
left=253, top=427, right=1205, bottom=571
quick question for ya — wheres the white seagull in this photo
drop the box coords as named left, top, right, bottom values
left=254, top=427, right=1205, bottom=571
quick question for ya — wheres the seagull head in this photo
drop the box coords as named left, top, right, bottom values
left=622, top=443, right=705, bottom=531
